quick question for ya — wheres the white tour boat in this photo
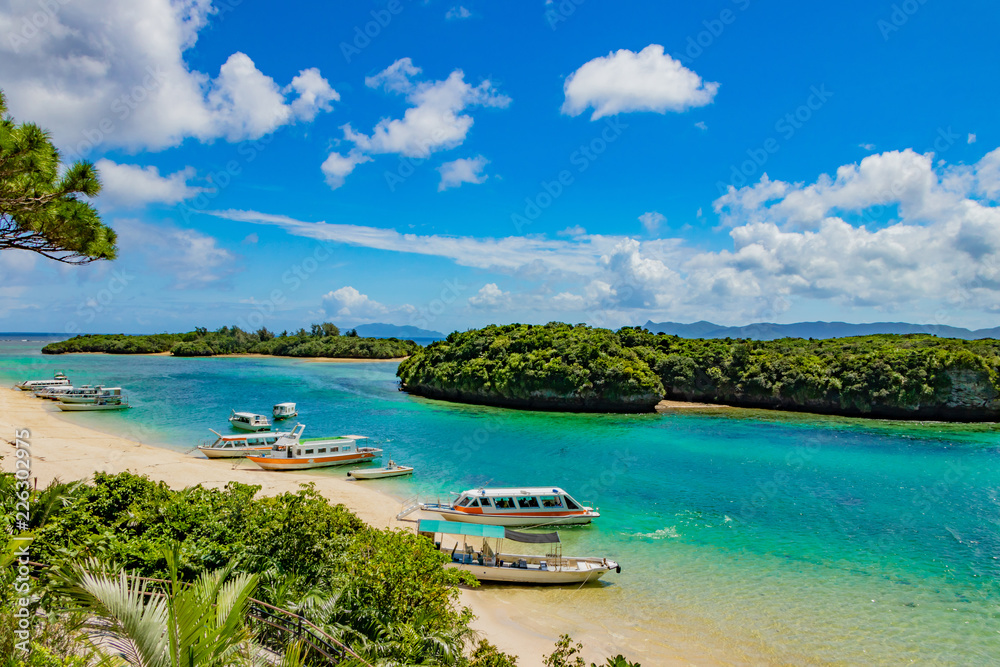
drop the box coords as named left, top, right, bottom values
left=34, top=385, right=82, bottom=399
left=247, top=433, right=381, bottom=471
left=409, top=487, right=600, bottom=527
left=198, top=424, right=303, bottom=459
left=417, top=519, right=620, bottom=585
left=57, top=395, right=130, bottom=411
left=17, top=372, right=70, bottom=391
left=347, top=459, right=413, bottom=479
left=229, top=410, right=272, bottom=432
left=59, top=387, right=123, bottom=404
left=273, top=402, right=298, bottom=420
left=41, top=384, right=98, bottom=400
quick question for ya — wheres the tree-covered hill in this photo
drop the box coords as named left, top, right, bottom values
left=397, top=322, right=1000, bottom=420
left=41, top=323, right=419, bottom=359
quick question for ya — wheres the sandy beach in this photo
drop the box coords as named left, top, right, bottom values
left=0, top=387, right=681, bottom=666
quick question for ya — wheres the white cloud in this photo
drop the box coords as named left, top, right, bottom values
left=975, top=147, right=1000, bottom=200
left=95, top=159, right=205, bottom=208
left=562, top=45, right=718, bottom=120
left=116, top=219, right=236, bottom=289
left=694, top=121, right=707, bottom=131
left=438, top=156, right=489, bottom=191
left=321, top=150, right=372, bottom=190
left=714, top=150, right=959, bottom=230
left=638, top=211, right=665, bottom=234
left=968, top=133, right=977, bottom=144
left=0, top=0, right=337, bottom=153
left=859, top=143, right=876, bottom=151
left=343, top=58, right=510, bottom=158
left=446, top=6, right=472, bottom=19
left=207, top=145, right=1000, bottom=323
left=468, top=283, right=510, bottom=308
left=323, top=58, right=509, bottom=189
left=322, top=286, right=389, bottom=320
left=287, top=68, right=340, bottom=122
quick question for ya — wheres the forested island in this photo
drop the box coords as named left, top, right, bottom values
left=41, top=323, right=419, bottom=359
left=397, top=323, right=1000, bottom=421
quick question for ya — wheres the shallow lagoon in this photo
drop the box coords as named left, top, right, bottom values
left=3, top=339, right=998, bottom=664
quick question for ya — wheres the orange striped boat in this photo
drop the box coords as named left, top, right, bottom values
left=417, top=487, right=599, bottom=527
left=247, top=433, right=381, bottom=471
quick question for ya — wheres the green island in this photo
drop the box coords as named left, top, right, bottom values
left=0, top=470, right=638, bottom=666
left=397, top=323, right=1000, bottom=421
left=41, top=323, right=419, bottom=359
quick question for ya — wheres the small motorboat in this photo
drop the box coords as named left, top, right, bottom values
left=198, top=424, right=303, bottom=459
left=57, top=395, right=130, bottom=411
left=273, top=402, right=297, bottom=420
left=408, top=486, right=599, bottom=527
left=59, top=387, right=123, bottom=404
left=247, top=432, right=381, bottom=471
left=17, top=372, right=70, bottom=392
left=229, top=410, right=271, bottom=432
left=417, top=519, right=620, bottom=585
left=348, top=459, right=413, bottom=479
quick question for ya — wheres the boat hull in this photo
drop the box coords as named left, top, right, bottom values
left=446, top=558, right=617, bottom=584
left=421, top=506, right=597, bottom=527
left=198, top=446, right=272, bottom=459
left=349, top=466, right=413, bottom=479
left=57, top=403, right=129, bottom=411
left=229, top=421, right=270, bottom=432
left=248, top=451, right=379, bottom=470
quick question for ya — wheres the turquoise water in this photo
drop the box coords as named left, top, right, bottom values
left=3, top=339, right=999, bottom=664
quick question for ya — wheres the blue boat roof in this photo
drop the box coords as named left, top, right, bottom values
left=417, top=520, right=505, bottom=539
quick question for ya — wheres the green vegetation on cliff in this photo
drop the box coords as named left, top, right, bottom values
left=397, top=322, right=1000, bottom=420
left=397, top=323, right=664, bottom=412
left=41, top=323, right=419, bottom=359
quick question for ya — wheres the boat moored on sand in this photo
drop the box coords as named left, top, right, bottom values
left=229, top=410, right=271, bottom=431
left=58, top=387, right=123, bottom=404
left=417, top=519, right=620, bottom=585
left=411, top=487, right=599, bottom=527
left=247, top=432, right=381, bottom=471
left=17, top=372, right=70, bottom=392
left=198, top=424, right=303, bottom=459
left=347, top=460, right=413, bottom=479
left=57, top=395, right=130, bottom=411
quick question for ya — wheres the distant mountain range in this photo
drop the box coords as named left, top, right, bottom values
left=352, top=323, right=445, bottom=339
left=642, top=320, right=1000, bottom=341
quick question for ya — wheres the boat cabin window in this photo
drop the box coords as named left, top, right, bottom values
left=493, top=497, right=516, bottom=509
left=517, top=496, right=539, bottom=509
left=540, top=495, right=563, bottom=508
left=266, top=437, right=277, bottom=444
left=478, top=498, right=492, bottom=508
left=317, top=448, right=326, bottom=454
left=457, top=497, right=473, bottom=507
left=332, top=447, right=340, bottom=452
left=563, top=496, right=581, bottom=510
left=304, top=448, right=314, bottom=455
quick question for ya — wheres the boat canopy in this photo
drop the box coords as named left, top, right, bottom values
left=418, top=520, right=505, bottom=539
left=417, top=520, right=560, bottom=543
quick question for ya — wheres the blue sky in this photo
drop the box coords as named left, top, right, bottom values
left=2, top=0, right=999, bottom=334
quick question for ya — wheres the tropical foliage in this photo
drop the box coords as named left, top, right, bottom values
left=1, top=468, right=644, bottom=664
left=398, top=323, right=1000, bottom=419
left=0, top=90, right=117, bottom=264
left=41, top=324, right=419, bottom=359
